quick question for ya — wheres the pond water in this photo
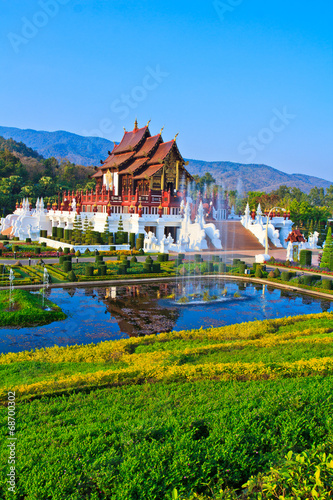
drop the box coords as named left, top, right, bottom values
left=0, top=279, right=332, bottom=354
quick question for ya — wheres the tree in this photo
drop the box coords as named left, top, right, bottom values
left=320, top=227, right=333, bottom=270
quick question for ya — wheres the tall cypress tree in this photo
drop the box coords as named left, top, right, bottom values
left=320, top=226, right=333, bottom=270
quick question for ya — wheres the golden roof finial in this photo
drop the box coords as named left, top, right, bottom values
left=146, top=119, right=151, bottom=127
left=160, top=125, right=165, bottom=134
left=123, top=127, right=127, bottom=133
left=134, top=118, right=138, bottom=130
left=174, top=132, right=179, bottom=141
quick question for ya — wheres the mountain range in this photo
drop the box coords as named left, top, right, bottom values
left=0, top=126, right=331, bottom=194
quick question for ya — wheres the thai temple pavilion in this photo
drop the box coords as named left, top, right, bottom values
left=65, top=120, right=193, bottom=216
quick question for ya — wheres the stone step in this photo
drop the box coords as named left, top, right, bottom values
left=212, top=220, right=265, bottom=251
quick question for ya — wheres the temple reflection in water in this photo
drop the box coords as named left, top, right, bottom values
left=102, top=283, right=179, bottom=337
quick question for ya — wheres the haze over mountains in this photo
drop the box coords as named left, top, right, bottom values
left=0, top=126, right=331, bottom=194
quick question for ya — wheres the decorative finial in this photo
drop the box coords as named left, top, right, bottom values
left=123, top=127, right=127, bottom=133
left=134, top=118, right=138, bottom=130
left=174, top=132, right=179, bottom=141
left=146, top=119, right=151, bottom=127
left=160, top=125, right=165, bottom=134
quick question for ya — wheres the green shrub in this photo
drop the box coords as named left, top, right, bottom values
left=98, top=265, right=107, bottom=276
left=299, top=249, right=312, bottom=267
left=143, top=263, right=151, bottom=273
left=59, top=256, right=65, bottom=265
left=219, top=262, right=226, bottom=273
left=57, top=247, right=63, bottom=252
left=239, top=263, right=247, bottom=274
left=63, top=261, right=72, bottom=273
left=118, top=264, right=127, bottom=275
left=145, top=256, right=153, bottom=264
left=57, top=227, right=64, bottom=239
left=130, top=256, right=137, bottom=263
left=129, top=232, right=136, bottom=248
left=136, top=237, right=144, bottom=250
left=85, top=265, right=94, bottom=277
left=303, top=275, right=313, bottom=286
left=25, top=237, right=31, bottom=243
left=95, top=255, right=103, bottom=264
left=281, top=271, right=290, bottom=281
left=233, top=258, right=241, bottom=267
left=322, top=279, right=332, bottom=290
left=41, top=242, right=46, bottom=247
left=268, top=270, right=275, bottom=278
left=255, top=267, right=263, bottom=278
left=273, top=268, right=281, bottom=278
left=52, top=227, right=57, bottom=238
left=12, top=245, right=19, bottom=252
left=75, top=250, right=81, bottom=257
left=67, top=270, right=77, bottom=282
left=152, top=262, right=160, bottom=273
left=207, top=262, right=214, bottom=272
left=34, top=247, right=41, bottom=255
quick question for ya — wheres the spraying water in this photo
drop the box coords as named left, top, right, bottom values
left=8, top=268, right=14, bottom=310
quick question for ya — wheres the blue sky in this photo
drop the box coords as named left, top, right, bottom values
left=1, top=0, right=332, bottom=180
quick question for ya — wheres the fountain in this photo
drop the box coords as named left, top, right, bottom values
left=8, top=268, right=14, bottom=311
left=41, top=267, right=50, bottom=309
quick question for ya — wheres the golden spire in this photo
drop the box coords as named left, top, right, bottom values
left=146, top=119, right=151, bottom=127
left=134, top=118, right=138, bottom=130
left=174, top=132, right=179, bottom=141
left=160, top=125, right=165, bottom=134
left=123, top=127, right=127, bottom=133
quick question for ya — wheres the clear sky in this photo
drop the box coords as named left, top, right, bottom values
left=1, top=0, right=332, bottom=180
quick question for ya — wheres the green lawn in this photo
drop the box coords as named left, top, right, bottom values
left=0, top=312, right=332, bottom=499
left=0, top=289, right=66, bottom=327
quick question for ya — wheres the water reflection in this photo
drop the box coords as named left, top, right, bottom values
left=0, top=279, right=332, bottom=354
left=103, top=284, right=179, bottom=337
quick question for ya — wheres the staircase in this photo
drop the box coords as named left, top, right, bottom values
left=212, top=220, right=265, bottom=251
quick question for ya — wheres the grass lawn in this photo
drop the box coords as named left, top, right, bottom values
left=0, top=312, right=332, bottom=499
left=0, top=289, right=66, bottom=327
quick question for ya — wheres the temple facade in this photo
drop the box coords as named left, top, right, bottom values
left=59, top=121, right=193, bottom=217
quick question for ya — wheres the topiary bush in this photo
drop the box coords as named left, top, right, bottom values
left=85, top=265, right=94, bottom=277
left=75, top=250, right=81, bottom=257
left=63, top=261, right=72, bottom=273
left=59, top=256, right=65, bottom=265
left=152, top=262, right=160, bottom=273
left=239, top=263, right=247, bottom=274
left=25, top=238, right=31, bottom=243
left=64, top=247, right=70, bottom=255
left=299, top=249, right=312, bottom=267
left=255, top=267, right=263, bottom=278
left=67, top=270, right=77, bottom=282
left=130, top=256, right=137, bottom=263
left=281, top=271, right=290, bottom=281
left=274, top=268, right=281, bottom=278
left=219, top=262, right=226, bottom=273
left=98, top=265, right=107, bottom=276
left=34, top=247, right=41, bottom=255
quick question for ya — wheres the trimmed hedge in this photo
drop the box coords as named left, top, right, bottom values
left=300, top=249, right=312, bottom=267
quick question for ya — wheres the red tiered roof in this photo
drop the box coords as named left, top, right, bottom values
left=113, top=126, right=149, bottom=154
left=134, top=134, right=161, bottom=158
left=133, top=164, right=164, bottom=179
left=92, top=121, right=189, bottom=184
left=148, top=141, right=174, bottom=165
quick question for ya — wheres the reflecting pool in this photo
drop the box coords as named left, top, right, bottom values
left=0, top=279, right=332, bottom=354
